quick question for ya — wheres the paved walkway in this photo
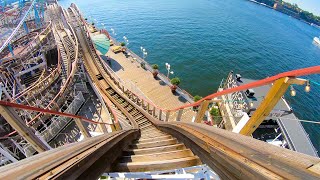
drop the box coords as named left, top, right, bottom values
left=105, top=49, right=196, bottom=122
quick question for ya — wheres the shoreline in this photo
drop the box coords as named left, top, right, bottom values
left=247, top=0, right=320, bottom=29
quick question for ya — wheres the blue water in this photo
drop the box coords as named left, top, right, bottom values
left=59, top=0, right=320, bottom=155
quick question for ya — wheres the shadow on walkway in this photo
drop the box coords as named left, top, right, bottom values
left=100, top=55, right=124, bottom=72
left=171, top=91, right=188, bottom=103
left=158, top=80, right=166, bottom=86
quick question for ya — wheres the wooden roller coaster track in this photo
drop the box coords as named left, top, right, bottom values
left=0, top=3, right=319, bottom=180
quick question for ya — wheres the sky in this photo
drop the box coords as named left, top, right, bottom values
left=285, top=0, right=320, bottom=16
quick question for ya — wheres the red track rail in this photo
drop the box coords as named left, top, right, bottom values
left=0, top=100, right=113, bottom=138
left=128, top=66, right=320, bottom=112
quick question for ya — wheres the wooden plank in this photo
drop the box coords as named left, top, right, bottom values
left=125, top=144, right=186, bottom=155
left=120, top=149, right=194, bottom=163
left=130, top=138, right=178, bottom=149
left=116, top=156, right=201, bottom=172
left=138, top=135, right=173, bottom=143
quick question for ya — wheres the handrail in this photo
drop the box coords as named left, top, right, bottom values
left=106, top=65, right=320, bottom=113
left=172, top=65, right=320, bottom=111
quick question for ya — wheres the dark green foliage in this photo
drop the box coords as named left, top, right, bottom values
left=170, top=77, right=181, bottom=86
left=193, top=95, right=202, bottom=102
left=141, top=62, right=146, bottom=69
left=152, top=64, right=159, bottom=70
left=210, top=107, right=222, bottom=125
left=254, top=0, right=320, bottom=26
left=210, top=107, right=219, bottom=116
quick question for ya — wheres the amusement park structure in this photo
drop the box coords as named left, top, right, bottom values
left=0, top=0, right=319, bottom=179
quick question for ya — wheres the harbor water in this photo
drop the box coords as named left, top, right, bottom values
left=59, top=0, right=320, bottom=155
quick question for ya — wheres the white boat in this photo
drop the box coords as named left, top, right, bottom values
left=314, top=36, right=320, bottom=45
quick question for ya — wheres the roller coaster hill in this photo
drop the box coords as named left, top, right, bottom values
left=0, top=1, right=319, bottom=179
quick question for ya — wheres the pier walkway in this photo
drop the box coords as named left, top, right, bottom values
left=97, top=39, right=197, bottom=122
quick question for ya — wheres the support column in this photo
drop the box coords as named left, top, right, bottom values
left=195, top=100, right=210, bottom=123
left=159, top=109, right=162, bottom=120
left=74, top=118, right=91, bottom=138
left=23, top=21, right=29, bottom=34
left=35, top=131, right=52, bottom=150
left=34, top=5, right=40, bottom=28
left=99, top=123, right=108, bottom=133
left=147, top=103, right=150, bottom=113
left=152, top=106, right=156, bottom=116
left=8, top=43, right=14, bottom=56
left=10, top=139, right=26, bottom=157
left=0, top=106, right=49, bottom=153
left=239, top=77, right=290, bottom=136
left=176, top=109, right=184, bottom=121
left=114, top=122, right=121, bottom=131
left=0, top=146, right=17, bottom=163
left=165, top=111, right=170, bottom=122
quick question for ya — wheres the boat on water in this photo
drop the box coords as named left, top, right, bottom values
left=314, top=36, right=320, bottom=45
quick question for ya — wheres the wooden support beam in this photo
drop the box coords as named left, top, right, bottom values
left=176, top=109, right=183, bottom=121
left=195, top=100, right=210, bottom=123
left=99, top=123, right=108, bottom=133
left=239, top=77, right=290, bottom=136
left=147, top=103, right=150, bottom=113
left=114, top=122, right=121, bottom=131
left=0, top=105, right=49, bottom=153
left=165, top=111, right=170, bottom=122
left=152, top=106, right=156, bottom=116
left=159, top=109, right=162, bottom=120
left=74, top=118, right=91, bottom=138
left=286, top=78, right=308, bottom=85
